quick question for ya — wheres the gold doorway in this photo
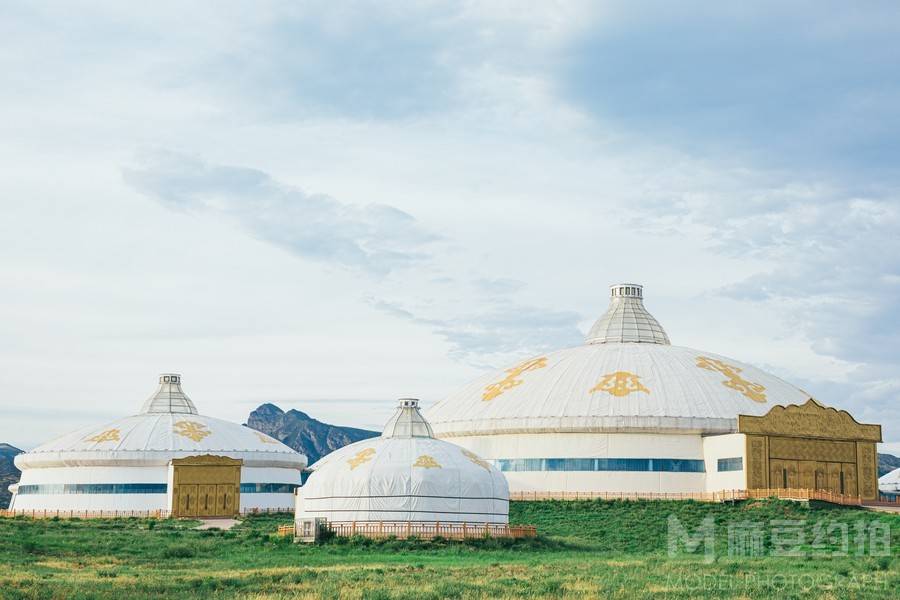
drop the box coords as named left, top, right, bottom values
left=171, top=455, right=242, bottom=518
left=739, top=399, right=881, bottom=500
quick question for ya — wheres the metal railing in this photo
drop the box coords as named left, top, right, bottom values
left=509, top=488, right=864, bottom=506
left=323, top=521, right=537, bottom=540
left=0, top=507, right=294, bottom=519
left=864, top=494, right=900, bottom=507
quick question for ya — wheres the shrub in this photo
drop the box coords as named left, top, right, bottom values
left=96, top=568, right=118, bottom=578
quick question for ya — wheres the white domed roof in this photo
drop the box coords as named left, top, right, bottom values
left=427, top=285, right=812, bottom=436
left=880, top=468, right=900, bottom=494
left=298, top=399, right=508, bottom=524
left=16, top=375, right=306, bottom=470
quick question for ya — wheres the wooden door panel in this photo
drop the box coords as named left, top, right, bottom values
left=178, top=484, right=198, bottom=517
left=216, top=484, right=236, bottom=516
left=799, top=461, right=816, bottom=490
left=843, top=463, right=858, bottom=496
left=770, top=459, right=785, bottom=488
left=827, top=463, right=842, bottom=494
left=814, top=462, right=827, bottom=491
left=201, top=484, right=217, bottom=517
left=785, top=461, right=799, bottom=488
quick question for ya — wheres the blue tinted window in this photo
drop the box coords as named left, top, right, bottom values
left=18, top=484, right=167, bottom=495
left=240, top=483, right=299, bottom=494
left=19, top=482, right=301, bottom=495
left=717, top=457, right=743, bottom=472
left=494, top=458, right=705, bottom=473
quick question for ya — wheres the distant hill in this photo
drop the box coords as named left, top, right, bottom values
left=879, top=453, right=900, bottom=477
left=0, top=443, right=23, bottom=509
left=245, top=404, right=378, bottom=465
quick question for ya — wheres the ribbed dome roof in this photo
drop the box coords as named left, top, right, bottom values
left=382, top=398, right=435, bottom=438
left=585, top=284, right=670, bottom=345
left=16, top=374, right=306, bottom=470
left=427, top=284, right=811, bottom=436
left=140, top=374, right=197, bottom=414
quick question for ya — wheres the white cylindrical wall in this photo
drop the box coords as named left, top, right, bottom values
left=441, top=432, right=708, bottom=494
left=11, top=464, right=302, bottom=513
left=445, top=432, right=704, bottom=459
left=702, top=433, right=747, bottom=492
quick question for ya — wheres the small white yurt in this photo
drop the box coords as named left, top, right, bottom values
left=879, top=468, right=900, bottom=497
left=296, top=398, right=509, bottom=525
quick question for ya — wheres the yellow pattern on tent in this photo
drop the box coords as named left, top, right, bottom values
left=347, top=448, right=376, bottom=470
left=413, top=455, right=442, bottom=468
left=589, top=371, right=650, bottom=397
left=483, top=357, right=548, bottom=401
left=85, top=429, right=120, bottom=443
left=696, top=356, right=767, bottom=402
left=173, top=421, right=211, bottom=442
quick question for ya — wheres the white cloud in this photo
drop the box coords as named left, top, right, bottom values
left=123, top=150, right=439, bottom=275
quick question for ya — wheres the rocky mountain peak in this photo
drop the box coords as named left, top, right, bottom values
left=245, top=404, right=377, bottom=465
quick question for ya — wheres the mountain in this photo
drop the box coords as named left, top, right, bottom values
left=0, top=443, right=23, bottom=509
left=245, top=404, right=378, bottom=465
left=879, top=453, right=900, bottom=477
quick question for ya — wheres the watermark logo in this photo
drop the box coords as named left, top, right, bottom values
left=668, top=515, right=890, bottom=560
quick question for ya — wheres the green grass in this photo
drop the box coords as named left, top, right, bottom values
left=0, top=500, right=898, bottom=598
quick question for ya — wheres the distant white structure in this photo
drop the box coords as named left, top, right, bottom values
left=426, top=283, right=883, bottom=499
left=296, top=399, right=508, bottom=524
left=879, top=468, right=900, bottom=497
left=9, top=374, right=307, bottom=515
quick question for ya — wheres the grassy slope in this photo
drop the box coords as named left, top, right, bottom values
left=0, top=500, right=898, bottom=599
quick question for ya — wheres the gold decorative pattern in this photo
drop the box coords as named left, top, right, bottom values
left=739, top=399, right=882, bottom=501
left=589, top=371, right=650, bottom=397
left=171, top=455, right=242, bottom=518
left=254, top=431, right=280, bottom=444
left=696, top=356, right=767, bottom=402
left=413, top=455, right=441, bottom=469
left=738, top=398, right=882, bottom=441
left=173, top=420, right=211, bottom=442
left=482, top=357, right=548, bottom=401
left=768, top=437, right=856, bottom=463
left=85, top=429, right=120, bottom=443
left=746, top=436, right=768, bottom=488
left=858, top=443, right=877, bottom=500
left=171, top=455, right=242, bottom=467
left=462, top=449, right=491, bottom=472
left=347, top=448, right=376, bottom=470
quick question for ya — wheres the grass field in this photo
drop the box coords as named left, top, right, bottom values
left=1, top=499, right=898, bottom=599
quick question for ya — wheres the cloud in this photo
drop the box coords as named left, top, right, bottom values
left=560, top=2, right=900, bottom=174
left=369, top=297, right=584, bottom=365
left=123, top=150, right=438, bottom=275
left=473, top=277, right=527, bottom=294
left=180, top=2, right=467, bottom=121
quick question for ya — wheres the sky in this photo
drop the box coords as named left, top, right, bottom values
left=1, top=1, right=899, bottom=453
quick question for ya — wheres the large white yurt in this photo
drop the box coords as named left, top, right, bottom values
left=8, top=374, right=307, bottom=516
left=426, top=283, right=883, bottom=499
left=296, top=399, right=508, bottom=524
